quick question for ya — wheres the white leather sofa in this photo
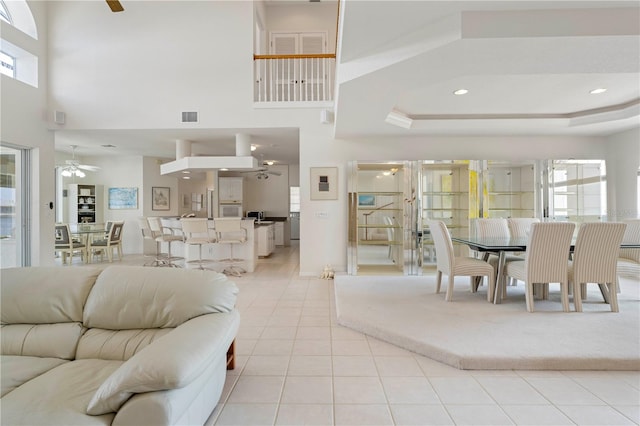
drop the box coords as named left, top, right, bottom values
left=0, top=265, right=240, bottom=425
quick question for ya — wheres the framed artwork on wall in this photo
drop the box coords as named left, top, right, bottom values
left=152, top=187, right=170, bottom=211
left=358, top=194, right=375, bottom=207
left=310, top=167, right=338, bottom=200
left=108, top=187, right=138, bottom=210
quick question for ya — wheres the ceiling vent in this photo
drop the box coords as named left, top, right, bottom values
left=181, top=111, right=198, bottom=123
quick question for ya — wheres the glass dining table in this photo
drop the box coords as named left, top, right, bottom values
left=451, top=235, right=640, bottom=304
left=68, top=223, right=107, bottom=245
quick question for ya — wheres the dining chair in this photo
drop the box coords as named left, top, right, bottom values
left=427, top=220, right=495, bottom=302
left=507, top=218, right=540, bottom=238
left=148, top=217, right=184, bottom=267
left=383, top=216, right=395, bottom=260
left=617, top=219, right=640, bottom=280
left=181, top=218, right=216, bottom=270
left=55, top=223, right=87, bottom=264
left=214, top=217, right=247, bottom=277
left=569, top=222, right=626, bottom=312
left=474, top=218, right=521, bottom=291
left=504, top=222, right=575, bottom=312
left=88, top=221, right=124, bottom=262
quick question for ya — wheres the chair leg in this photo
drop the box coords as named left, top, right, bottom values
left=560, top=281, right=570, bottom=312
left=608, top=282, right=619, bottom=312
left=445, top=275, right=455, bottom=302
left=487, top=274, right=495, bottom=303
left=435, top=270, right=442, bottom=294
left=525, top=282, right=535, bottom=312
left=573, top=281, right=583, bottom=312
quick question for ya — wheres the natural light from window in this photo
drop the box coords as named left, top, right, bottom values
left=0, top=1, right=11, bottom=24
left=1, top=50, right=15, bottom=77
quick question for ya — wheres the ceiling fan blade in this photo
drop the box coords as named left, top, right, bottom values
left=78, top=165, right=101, bottom=171
left=106, top=0, right=124, bottom=12
left=267, top=171, right=282, bottom=176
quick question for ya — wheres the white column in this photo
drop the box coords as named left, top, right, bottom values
left=235, top=133, right=252, bottom=156
left=176, top=139, right=192, bottom=160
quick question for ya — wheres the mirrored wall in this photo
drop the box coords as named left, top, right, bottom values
left=348, top=159, right=607, bottom=276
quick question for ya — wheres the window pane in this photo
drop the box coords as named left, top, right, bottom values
left=0, top=50, right=15, bottom=78
left=289, top=186, right=300, bottom=212
left=0, top=1, right=11, bottom=24
left=0, top=146, right=23, bottom=267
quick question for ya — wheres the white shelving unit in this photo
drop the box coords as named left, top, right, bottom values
left=68, top=184, right=103, bottom=224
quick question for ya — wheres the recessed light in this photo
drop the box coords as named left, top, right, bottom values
left=589, top=88, right=607, bottom=94
left=266, top=161, right=274, bottom=166
left=182, top=176, right=191, bottom=180
left=453, top=89, right=469, bottom=95
left=251, top=145, right=257, bottom=151
left=182, top=170, right=191, bottom=174
left=220, top=168, right=229, bottom=171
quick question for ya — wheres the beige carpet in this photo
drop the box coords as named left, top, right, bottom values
left=334, top=274, right=640, bottom=370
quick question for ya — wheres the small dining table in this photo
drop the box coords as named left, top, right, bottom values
left=451, top=235, right=640, bottom=304
left=68, top=223, right=107, bottom=246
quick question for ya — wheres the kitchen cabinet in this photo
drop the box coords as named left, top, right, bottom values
left=274, top=221, right=284, bottom=246
left=68, top=184, right=103, bottom=224
left=218, top=177, right=243, bottom=204
left=257, top=223, right=275, bottom=257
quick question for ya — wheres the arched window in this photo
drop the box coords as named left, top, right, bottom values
left=0, top=1, right=12, bottom=24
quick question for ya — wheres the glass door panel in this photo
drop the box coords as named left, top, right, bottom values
left=549, top=160, right=606, bottom=223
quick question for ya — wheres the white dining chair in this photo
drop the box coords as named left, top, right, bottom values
left=474, top=218, right=521, bottom=291
left=570, top=222, right=627, bottom=312
left=504, top=222, right=575, bottom=312
left=617, top=219, right=640, bottom=280
left=55, top=223, right=87, bottom=264
left=88, top=221, right=124, bottom=262
left=507, top=218, right=540, bottom=238
left=427, top=220, right=495, bottom=302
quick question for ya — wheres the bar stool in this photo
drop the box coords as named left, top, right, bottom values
left=214, top=217, right=247, bottom=277
left=181, top=218, right=216, bottom=270
left=148, top=217, right=184, bottom=267
left=138, top=217, right=166, bottom=266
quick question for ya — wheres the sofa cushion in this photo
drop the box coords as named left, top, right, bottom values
left=87, top=311, right=240, bottom=415
left=1, top=355, right=69, bottom=397
left=76, top=328, right=172, bottom=360
left=0, top=359, right=121, bottom=425
left=1, top=267, right=100, bottom=324
left=1, top=322, right=84, bottom=359
left=83, top=266, right=238, bottom=329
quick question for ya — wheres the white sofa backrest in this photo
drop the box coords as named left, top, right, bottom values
left=1, top=267, right=100, bottom=359
left=78, top=266, right=239, bottom=360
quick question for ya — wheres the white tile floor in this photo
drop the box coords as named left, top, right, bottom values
left=56, top=243, right=640, bottom=425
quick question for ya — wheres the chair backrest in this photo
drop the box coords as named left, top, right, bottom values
left=55, top=224, right=71, bottom=247
left=619, top=219, right=640, bottom=263
left=523, top=222, right=575, bottom=283
left=181, top=218, right=211, bottom=240
left=147, top=217, right=164, bottom=235
left=573, top=222, right=627, bottom=284
left=107, top=221, right=124, bottom=244
left=138, top=217, right=155, bottom=240
left=507, top=218, right=540, bottom=238
left=475, top=218, right=510, bottom=238
left=426, top=220, right=454, bottom=274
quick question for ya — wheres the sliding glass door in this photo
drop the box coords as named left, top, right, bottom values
left=0, top=144, right=30, bottom=267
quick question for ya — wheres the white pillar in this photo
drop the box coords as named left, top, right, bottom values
left=235, top=133, right=252, bottom=156
left=176, top=139, right=192, bottom=160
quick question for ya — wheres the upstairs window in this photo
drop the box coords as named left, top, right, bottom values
left=0, top=1, right=11, bottom=24
left=1, top=50, right=15, bottom=77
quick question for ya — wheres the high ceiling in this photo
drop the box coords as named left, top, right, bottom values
left=55, top=1, right=639, bottom=163
left=334, top=0, right=640, bottom=138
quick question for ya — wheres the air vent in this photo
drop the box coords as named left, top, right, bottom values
left=181, top=111, right=199, bottom=123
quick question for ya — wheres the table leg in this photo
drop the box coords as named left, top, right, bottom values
left=493, top=251, right=507, bottom=304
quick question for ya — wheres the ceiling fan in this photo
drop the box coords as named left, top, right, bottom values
left=240, top=156, right=282, bottom=180
left=106, top=0, right=124, bottom=13
left=59, top=145, right=100, bottom=178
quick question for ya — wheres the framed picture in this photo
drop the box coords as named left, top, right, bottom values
left=152, top=187, right=170, bottom=211
left=108, top=187, right=138, bottom=210
left=310, top=167, right=338, bottom=200
left=358, top=194, right=375, bottom=206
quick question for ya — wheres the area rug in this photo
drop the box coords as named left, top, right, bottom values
left=334, top=274, right=640, bottom=370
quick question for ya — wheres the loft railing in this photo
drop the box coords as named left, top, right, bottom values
left=253, top=54, right=336, bottom=103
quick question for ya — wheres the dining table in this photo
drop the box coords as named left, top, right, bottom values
left=68, top=222, right=107, bottom=246
left=451, top=235, right=640, bottom=304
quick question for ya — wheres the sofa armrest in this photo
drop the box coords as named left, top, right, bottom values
left=87, top=310, right=240, bottom=415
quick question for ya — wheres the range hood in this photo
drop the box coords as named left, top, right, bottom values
left=160, top=134, right=259, bottom=176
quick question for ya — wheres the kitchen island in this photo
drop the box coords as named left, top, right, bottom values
left=161, top=217, right=259, bottom=272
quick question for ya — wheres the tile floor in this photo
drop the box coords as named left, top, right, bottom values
left=56, top=243, right=640, bottom=425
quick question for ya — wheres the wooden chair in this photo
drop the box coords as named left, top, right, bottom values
left=504, top=222, right=575, bottom=312
left=55, top=223, right=87, bottom=264
left=89, top=221, right=124, bottom=262
left=570, top=222, right=627, bottom=312
left=427, top=220, right=495, bottom=302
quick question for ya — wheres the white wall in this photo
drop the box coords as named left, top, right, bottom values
left=265, top=2, right=339, bottom=53
left=606, top=127, right=640, bottom=220
left=32, top=0, right=639, bottom=276
left=1, top=0, right=53, bottom=266
left=243, top=164, right=290, bottom=217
